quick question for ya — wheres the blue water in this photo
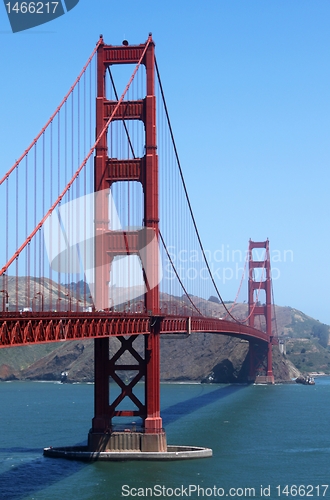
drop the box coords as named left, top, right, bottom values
left=0, top=379, right=329, bottom=499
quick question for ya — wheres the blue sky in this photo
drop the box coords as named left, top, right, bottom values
left=1, top=1, right=329, bottom=325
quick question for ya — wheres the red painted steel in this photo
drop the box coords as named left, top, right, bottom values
left=104, top=100, right=145, bottom=121
left=91, top=34, right=164, bottom=435
left=0, top=312, right=270, bottom=348
left=106, top=158, right=144, bottom=182
left=248, top=239, right=274, bottom=382
left=93, top=337, right=110, bottom=432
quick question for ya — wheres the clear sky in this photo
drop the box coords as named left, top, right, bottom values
left=1, top=1, right=329, bottom=325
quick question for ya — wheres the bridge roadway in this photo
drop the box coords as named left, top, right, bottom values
left=0, top=311, right=272, bottom=348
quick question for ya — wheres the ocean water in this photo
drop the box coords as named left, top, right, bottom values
left=0, top=378, right=329, bottom=499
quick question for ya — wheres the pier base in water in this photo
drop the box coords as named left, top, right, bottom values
left=43, top=444, right=212, bottom=461
left=88, top=429, right=167, bottom=453
left=254, top=375, right=275, bottom=384
left=44, top=423, right=212, bottom=461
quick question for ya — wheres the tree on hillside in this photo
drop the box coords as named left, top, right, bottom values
left=208, top=296, right=220, bottom=304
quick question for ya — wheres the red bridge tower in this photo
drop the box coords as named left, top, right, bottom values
left=248, top=239, right=275, bottom=384
left=89, top=35, right=166, bottom=452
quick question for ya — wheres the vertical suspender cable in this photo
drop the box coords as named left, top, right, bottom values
left=15, top=166, right=18, bottom=309
left=57, top=111, right=61, bottom=304
left=70, top=89, right=74, bottom=303
left=25, top=154, right=30, bottom=307
left=34, top=144, right=37, bottom=301
left=64, top=99, right=69, bottom=295
left=76, top=80, right=81, bottom=308
left=5, top=178, right=9, bottom=309
left=83, top=70, right=87, bottom=307
left=50, top=121, right=53, bottom=310
left=42, top=133, right=45, bottom=305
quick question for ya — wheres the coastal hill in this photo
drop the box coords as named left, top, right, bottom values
left=0, top=296, right=329, bottom=383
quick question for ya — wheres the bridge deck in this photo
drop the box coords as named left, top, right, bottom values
left=0, top=312, right=271, bottom=348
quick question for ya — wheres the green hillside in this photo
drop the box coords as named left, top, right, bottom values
left=0, top=343, right=60, bottom=372
left=285, top=337, right=330, bottom=374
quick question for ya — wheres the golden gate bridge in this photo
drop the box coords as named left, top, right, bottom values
left=0, top=34, right=277, bottom=459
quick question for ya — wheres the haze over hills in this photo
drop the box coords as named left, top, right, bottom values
left=1, top=281, right=329, bottom=383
